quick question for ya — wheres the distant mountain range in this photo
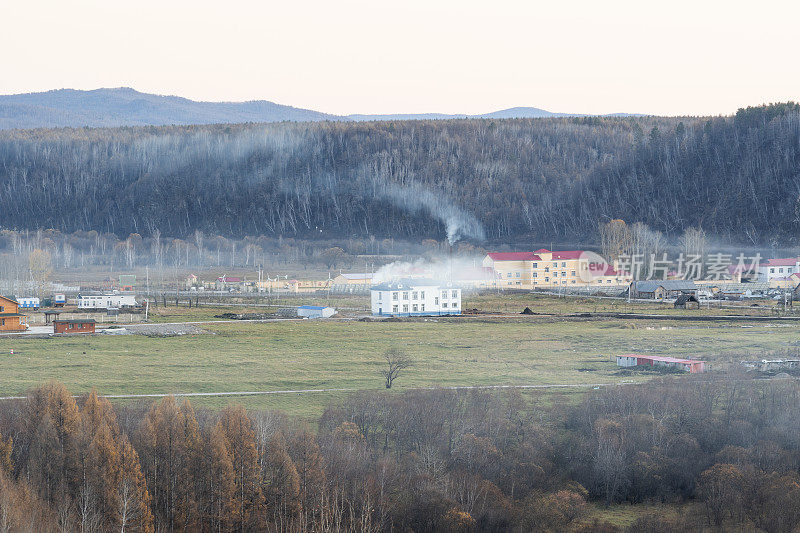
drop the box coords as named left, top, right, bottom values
left=0, top=88, right=641, bottom=129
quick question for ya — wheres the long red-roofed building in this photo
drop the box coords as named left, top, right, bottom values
left=616, top=354, right=706, bottom=373
left=482, top=248, right=631, bottom=289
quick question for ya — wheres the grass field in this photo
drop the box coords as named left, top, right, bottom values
left=465, top=291, right=797, bottom=317
left=1, top=315, right=798, bottom=418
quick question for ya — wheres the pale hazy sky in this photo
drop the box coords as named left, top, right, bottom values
left=3, top=0, right=798, bottom=116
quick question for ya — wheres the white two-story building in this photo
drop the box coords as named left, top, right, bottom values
left=371, top=279, right=461, bottom=316
left=758, top=257, right=800, bottom=283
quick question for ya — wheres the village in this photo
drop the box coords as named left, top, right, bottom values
left=2, top=246, right=799, bottom=381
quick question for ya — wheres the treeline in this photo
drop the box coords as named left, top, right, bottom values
left=0, top=103, right=798, bottom=246
left=4, top=377, right=800, bottom=531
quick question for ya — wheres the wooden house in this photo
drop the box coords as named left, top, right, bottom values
left=0, top=295, right=28, bottom=331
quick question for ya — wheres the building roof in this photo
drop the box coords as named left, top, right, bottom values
left=217, top=276, right=243, bottom=283
left=53, top=319, right=96, bottom=324
left=486, top=252, right=541, bottom=261
left=297, top=305, right=333, bottom=311
left=534, top=248, right=551, bottom=253
left=371, top=278, right=446, bottom=291
left=338, top=273, right=373, bottom=280
left=761, top=257, right=800, bottom=267
left=0, top=313, right=25, bottom=318
left=550, top=250, right=585, bottom=260
left=620, top=354, right=704, bottom=364
left=0, top=295, right=18, bottom=304
left=632, top=280, right=697, bottom=292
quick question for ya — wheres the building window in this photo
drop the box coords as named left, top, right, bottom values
left=516, top=281, right=521, bottom=285
left=571, top=280, right=576, bottom=284
left=402, top=304, right=409, bottom=313
left=435, top=297, right=439, bottom=305
left=392, top=292, right=398, bottom=300
left=562, top=262, right=566, bottom=267
left=532, top=263, right=537, bottom=268
left=561, top=271, right=566, bottom=277
left=378, top=292, right=382, bottom=300
left=533, top=272, right=537, bottom=278
left=69, top=323, right=74, bottom=329
left=421, top=304, right=425, bottom=312
left=392, top=305, right=398, bottom=313
left=441, top=290, right=447, bottom=299
left=571, top=271, right=576, bottom=276
left=413, top=304, right=418, bottom=312
left=451, top=290, right=457, bottom=298
left=770, top=268, right=775, bottom=273
left=0, top=319, right=4, bottom=326
left=420, top=291, right=425, bottom=299
left=412, top=291, right=418, bottom=300
left=378, top=307, right=382, bottom=315
left=552, top=262, right=558, bottom=267
left=515, top=272, right=520, bottom=278
left=443, top=302, right=448, bottom=308
left=545, top=277, right=549, bottom=282
left=544, top=267, right=549, bottom=273
left=402, top=292, right=409, bottom=300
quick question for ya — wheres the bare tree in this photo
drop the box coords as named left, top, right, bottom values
left=381, top=348, right=413, bottom=389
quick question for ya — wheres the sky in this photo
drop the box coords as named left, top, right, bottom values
left=2, top=0, right=799, bottom=116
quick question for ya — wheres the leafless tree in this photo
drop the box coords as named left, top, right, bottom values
left=380, top=348, right=413, bottom=389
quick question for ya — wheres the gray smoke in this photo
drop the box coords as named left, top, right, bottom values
left=381, top=182, right=485, bottom=244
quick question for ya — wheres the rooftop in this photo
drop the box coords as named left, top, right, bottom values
left=762, top=258, right=800, bottom=267
left=338, top=273, right=373, bottom=280
left=620, top=354, right=705, bottom=364
left=371, top=278, right=448, bottom=291
left=486, top=252, right=541, bottom=261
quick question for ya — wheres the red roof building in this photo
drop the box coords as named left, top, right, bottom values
left=616, top=354, right=705, bottom=373
left=485, top=252, right=541, bottom=261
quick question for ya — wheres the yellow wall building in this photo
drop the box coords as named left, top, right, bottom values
left=482, top=249, right=631, bottom=289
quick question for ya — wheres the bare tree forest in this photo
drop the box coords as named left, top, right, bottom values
left=0, top=103, right=798, bottom=246
left=4, top=375, right=800, bottom=531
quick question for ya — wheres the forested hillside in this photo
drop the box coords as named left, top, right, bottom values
left=0, top=103, right=798, bottom=245
left=0, top=88, right=341, bottom=129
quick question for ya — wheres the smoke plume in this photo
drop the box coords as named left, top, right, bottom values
left=381, top=182, right=485, bottom=244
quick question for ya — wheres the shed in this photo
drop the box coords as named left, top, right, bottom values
left=630, top=280, right=697, bottom=299
left=616, top=354, right=705, bottom=373
left=53, top=319, right=96, bottom=334
left=297, top=305, right=336, bottom=319
left=674, top=294, right=700, bottom=309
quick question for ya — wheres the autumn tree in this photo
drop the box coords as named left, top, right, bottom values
left=216, top=405, right=264, bottom=531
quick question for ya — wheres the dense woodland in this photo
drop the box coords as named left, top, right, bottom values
left=3, top=375, right=800, bottom=531
left=0, top=103, right=798, bottom=246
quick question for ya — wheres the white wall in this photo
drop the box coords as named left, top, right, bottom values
left=758, top=262, right=800, bottom=282
left=371, top=283, right=461, bottom=316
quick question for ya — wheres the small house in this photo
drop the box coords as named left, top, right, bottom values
left=53, top=319, right=96, bottom=334
left=297, top=305, right=336, bottom=319
left=630, top=280, right=697, bottom=299
left=674, top=294, right=700, bottom=309
left=616, top=354, right=705, bottom=373
left=0, top=295, right=28, bottom=331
